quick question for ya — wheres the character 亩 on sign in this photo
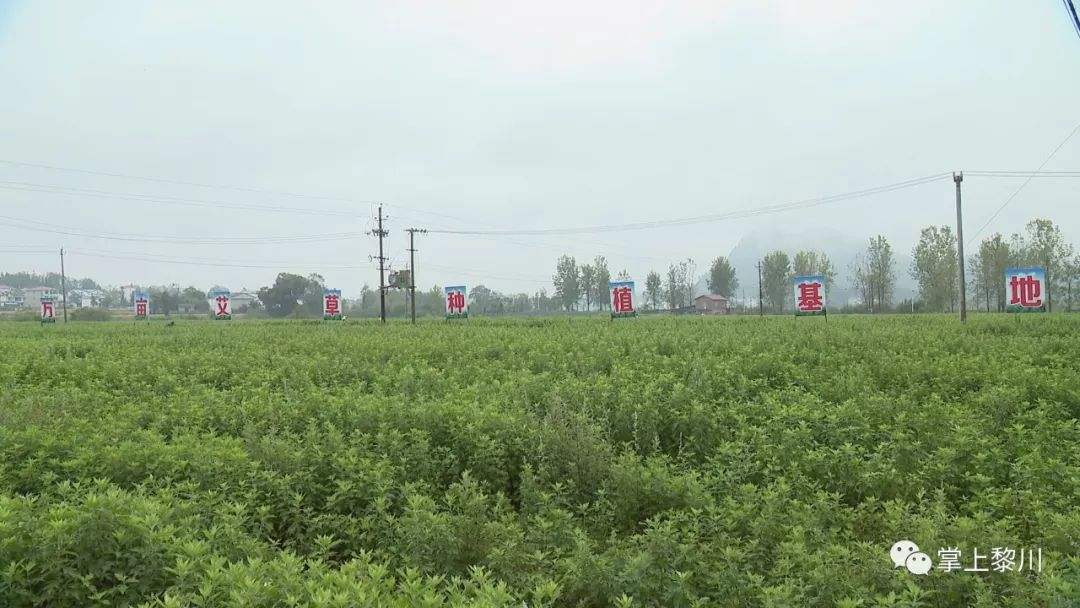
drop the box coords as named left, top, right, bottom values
left=134, top=291, right=149, bottom=320
left=445, top=285, right=468, bottom=319
left=793, top=275, right=826, bottom=317
left=1005, top=268, right=1046, bottom=312
left=609, top=280, right=636, bottom=318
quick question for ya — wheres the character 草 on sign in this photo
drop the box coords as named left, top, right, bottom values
left=609, top=280, right=636, bottom=318
left=323, top=288, right=342, bottom=320
left=210, top=289, right=232, bottom=320
left=1005, top=267, right=1046, bottom=312
left=134, top=291, right=149, bottom=320
left=445, top=285, right=468, bottom=319
left=40, top=295, right=56, bottom=324
left=793, top=275, right=826, bottom=317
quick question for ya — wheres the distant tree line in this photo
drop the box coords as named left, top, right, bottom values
left=0, top=272, right=99, bottom=290
left=5, top=218, right=1077, bottom=318
left=614, top=216, right=1079, bottom=315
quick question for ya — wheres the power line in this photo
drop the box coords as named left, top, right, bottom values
left=0, top=215, right=365, bottom=244
left=0, top=159, right=479, bottom=226
left=65, top=249, right=373, bottom=271
left=426, top=173, right=951, bottom=236
left=0, top=159, right=379, bottom=206
left=1065, top=0, right=1080, bottom=40
left=67, top=246, right=372, bottom=269
left=965, top=120, right=1080, bottom=246
left=966, top=171, right=1080, bottom=177
left=0, top=181, right=363, bottom=218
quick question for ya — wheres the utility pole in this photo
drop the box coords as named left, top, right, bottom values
left=757, top=261, right=763, bottom=317
left=954, top=171, right=967, bottom=323
left=60, top=247, right=68, bottom=323
left=406, top=228, right=427, bottom=324
left=371, top=206, right=389, bottom=323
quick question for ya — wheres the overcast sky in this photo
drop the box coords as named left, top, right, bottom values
left=1, top=1, right=1078, bottom=296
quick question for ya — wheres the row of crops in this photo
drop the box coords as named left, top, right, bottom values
left=1, top=316, right=1078, bottom=606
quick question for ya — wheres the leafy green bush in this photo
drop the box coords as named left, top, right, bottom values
left=0, top=316, right=1078, bottom=606
left=70, top=307, right=114, bottom=321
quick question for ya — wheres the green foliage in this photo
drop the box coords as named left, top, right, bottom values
left=552, top=256, right=580, bottom=312
left=70, top=307, right=114, bottom=322
left=761, top=250, right=792, bottom=313
left=1, top=316, right=1079, bottom=606
left=258, top=273, right=323, bottom=318
left=911, top=226, right=959, bottom=313
left=708, top=256, right=738, bottom=298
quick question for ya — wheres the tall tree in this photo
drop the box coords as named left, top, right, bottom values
left=644, top=271, right=662, bottom=309
left=665, top=263, right=689, bottom=310
left=259, top=273, right=321, bottom=318
left=969, top=233, right=1010, bottom=312
left=179, top=286, right=208, bottom=313
left=791, top=250, right=836, bottom=291
left=1011, top=219, right=1074, bottom=312
left=911, top=225, right=958, bottom=312
left=593, top=256, right=611, bottom=310
left=1063, top=253, right=1080, bottom=312
left=685, top=258, right=697, bottom=303
left=864, top=236, right=896, bottom=312
left=579, top=264, right=596, bottom=311
left=761, top=250, right=791, bottom=313
left=552, top=255, right=580, bottom=312
left=707, top=256, right=738, bottom=297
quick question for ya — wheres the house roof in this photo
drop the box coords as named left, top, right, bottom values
left=694, top=294, right=729, bottom=302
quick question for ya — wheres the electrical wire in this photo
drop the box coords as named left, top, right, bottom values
left=426, top=173, right=950, bottom=236
left=66, top=246, right=370, bottom=269
left=967, top=171, right=1080, bottom=177
left=1065, top=0, right=1080, bottom=39
left=965, top=120, right=1080, bottom=246
left=0, top=215, right=366, bottom=244
left=65, top=250, right=373, bottom=271
left=0, top=181, right=364, bottom=219
left=0, top=159, right=379, bottom=206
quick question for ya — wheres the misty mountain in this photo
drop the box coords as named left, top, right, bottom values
left=702, top=229, right=918, bottom=306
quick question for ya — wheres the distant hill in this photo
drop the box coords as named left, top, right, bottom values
left=705, top=230, right=917, bottom=306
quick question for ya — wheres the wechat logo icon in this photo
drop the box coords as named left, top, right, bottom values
left=891, top=540, right=933, bottom=575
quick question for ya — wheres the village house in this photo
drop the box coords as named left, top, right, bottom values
left=693, top=293, right=732, bottom=315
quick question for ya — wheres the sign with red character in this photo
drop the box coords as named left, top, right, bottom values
left=210, top=289, right=232, bottom=320
left=445, top=285, right=468, bottom=319
left=1005, top=268, right=1046, bottom=313
left=609, top=280, right=636, bottom=319
left=40, top=295, right=56, bottom=324
left=793, top=275, right=826, bottom=317
left=134, top=291, right=149, bottom=320
left=323, top=288, right=342, bottom=320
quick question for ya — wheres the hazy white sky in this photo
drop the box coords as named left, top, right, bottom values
left=1, top=1, right=1078, bottom=296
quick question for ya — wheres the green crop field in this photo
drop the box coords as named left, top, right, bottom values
left=1, top=316, right=1078, bottom=607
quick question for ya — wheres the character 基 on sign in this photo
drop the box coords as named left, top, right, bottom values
left=609, top=280, right=637, bottom=319
left=134, top=291, right=149, bottom=320
left=210, top=289, right=232, bottom=320
left=793, top=275, right=826, bottom=317
left=323, top=288, right=343, bottom=320
left=40, top=295, right=56, bottom=324
left=1005, top=268, right=1046, bottom=313
left=445, top=285, right=468, bottom=319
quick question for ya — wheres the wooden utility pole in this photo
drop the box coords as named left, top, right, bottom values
left=954, top=172, right=967, bottom=323
left=406, top=228, right=426, bottom=324
left=371, top=206, right=388, bottom=323
left=60, top=247, right=68, bottom=323
left=757, top=261, right=763, bottom=316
